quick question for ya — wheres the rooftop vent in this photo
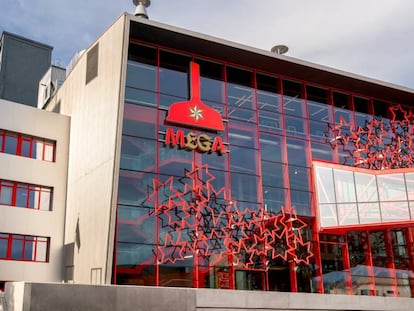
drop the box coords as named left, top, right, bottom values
left=271, top=45, right=289, bottom=55
left=133, top=0, right=151, bottom=19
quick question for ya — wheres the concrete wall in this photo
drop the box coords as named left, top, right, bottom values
left=0, top=32, right=52, bottom=107
left=5, top=282, right=414, bottom=311
left=0, top=99, right=70, bottom=282
left=45, top=14, right=129, bottom=284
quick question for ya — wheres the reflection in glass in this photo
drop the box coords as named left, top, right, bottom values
left=230, top=146, right=258, bottom=175
left=405, top=173, right=414, bottom=200
left=333, top=169, right=356, bottom=203
left=307, top=101, right=330, bottom=122
left=258, top=110, right=282, bottom=133
left=231, top=173, right=259, bottom=203
left=260, top=134, right=283, bottom=163
left=125, top=88, right=156, bottom=107
left=358, top=203, right=381, bottom=224
left=337, top=203, right=359, bottom=226
left=120, top=136, right=156, bottom=172
left=311, top=142, right=333, bottom=162
left=126, top=61, right=157, bottom=91
left=261, top=161, right=284, bottom=187
left=285, top=115, right=306, bottom=136
left=227, top=84, right=254, bottom=110
left=355, top=172, right=378, bottom=202
left=377, top=174, right=407, bottom=201
left=380, top=202, right=409, bottom=222
left=289, top=165, right=309, bottom=191
left=319, top=204, right=338, bottom=227
left=314, top=166, right=335, bottom=204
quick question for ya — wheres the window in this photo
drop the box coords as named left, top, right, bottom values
left=0, top=233, right=49, bottom=262
left=0, top=129, right=56, bottom=161
left=0, top=179, right=53, bottom=210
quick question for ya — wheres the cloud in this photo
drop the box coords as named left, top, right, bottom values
left=1, top=0, right=414, bottom=88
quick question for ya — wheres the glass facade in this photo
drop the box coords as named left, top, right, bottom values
left=113, top=36, right=414, bottom=297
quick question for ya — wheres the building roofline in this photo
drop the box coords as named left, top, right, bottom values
left=1, top=31, right=53, bottom=51
left=126, top=13, right=414, bottom=104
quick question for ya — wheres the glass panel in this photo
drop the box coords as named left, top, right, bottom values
left=334, top=108, right=352, bottom=124
left=117, top=206, right=155, bottom=244
left=290, top=190, right=312, bottom=216
left=283, top=79, right=303, bottom=117
left=358, top=202, right=381, bottom=224
left=257, top=82, right=281, bottom=112
left=307, top=101, right=330, bottom=122
left=120, top=136, right=156, bottom=172
left=287, top=138, right=308, bottom=167
left=263, top=187, right=286, bottom=213
left=43, top=143, right=54, bottom=161
left=125, top=88, right=157, bottom=107
left=337, top=203, right=359, bottom=226
left=314, top=166, right=335, bottom=204
left=118, top=171, right=158, bottom=206
left=21, top=140, right=31, bottom=157
left=228, top=120, right=257, bottom=149
left=4, top=134, right=17, bottom=155
left=0, top=133, right=3, bottom=152
left=228, top=106, right=256, bottom=123
left=261, top=161, right=285, bottom=188
left=15, top=185, right=28, bottom=208
left=11, top=235, right=24, bottom=260
left=116, top=243, right=155, bottom=267
left=355, top=112, right=372, bottom=128
left=319, top=204, right=338, bottom=227
left=321, top=242, right=350, bottom=294
left=0, top=235, right=7, bottom=258
left=260, top=133, right=283, bottom=163
left=197, top=58, right=224, bottom=104
left=27, top=186, right=36, bottom=209
left=285, top=115, right=306, bottom=136
left=39, top=189, right=51, bottom=211
left=159, top=51, right=190, bottom=98
left=159, top=144, right=192, bottom=177
left=123, top=104, right=157, bottom=139
left=333, top=169, right=356, bottom=203
left=406, top=173, right=414, bottom=200
left=289, top=165, right=309, bottom=191
left=229, top=146, right=258, bottom=175
left=258, top=110, right=282, bottom=133
left=230, top=173, right=259, bottom=203
left=377, top=173, right=407, bottom=201
left=126, top=61, right=157, bottom=92
left=35, top=237, right=48, bottom=262
left=24, top=237, right=35, bottom=260
left=0, top=183, right=13, bottom=205
left=380, top=201, right=410, bottom=222
left=354, top=172, right=378, bottom=202
left=309, top=120, right=328, bottom=139
left=311, top=142, right=333, bottom=162
left=227, top=84, right=254, bottom=110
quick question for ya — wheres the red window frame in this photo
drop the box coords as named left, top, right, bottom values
left=0, top=179, right=53, bottom=211
left=0, top=233, right=49, bottom=262
left=0, top=129, right=56, bottom=162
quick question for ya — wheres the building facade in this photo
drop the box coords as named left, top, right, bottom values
left=0, top=32, right=53, bottom=107
left=0, top=99, right=70, bottom=290
left=36, top=12, right=414, bottom=301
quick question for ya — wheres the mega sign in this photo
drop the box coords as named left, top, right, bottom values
left=164, top=61, right=227, bottom=155
left=165, top=128, right=227, bottom=154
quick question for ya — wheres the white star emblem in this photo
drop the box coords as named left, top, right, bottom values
left=189, top=106, right=204, bottom=121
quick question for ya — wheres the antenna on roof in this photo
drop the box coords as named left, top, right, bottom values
left=133, top=0, right=151, bottom=19
left=271, top=45, right=289, bottom=55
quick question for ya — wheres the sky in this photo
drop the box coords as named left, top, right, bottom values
left=1, top=0, right=414, bottom=89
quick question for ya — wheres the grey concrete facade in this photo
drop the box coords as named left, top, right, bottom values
left=4, top=282, right=414, bottom=311
left=0, top=32, right=52, bottom=107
